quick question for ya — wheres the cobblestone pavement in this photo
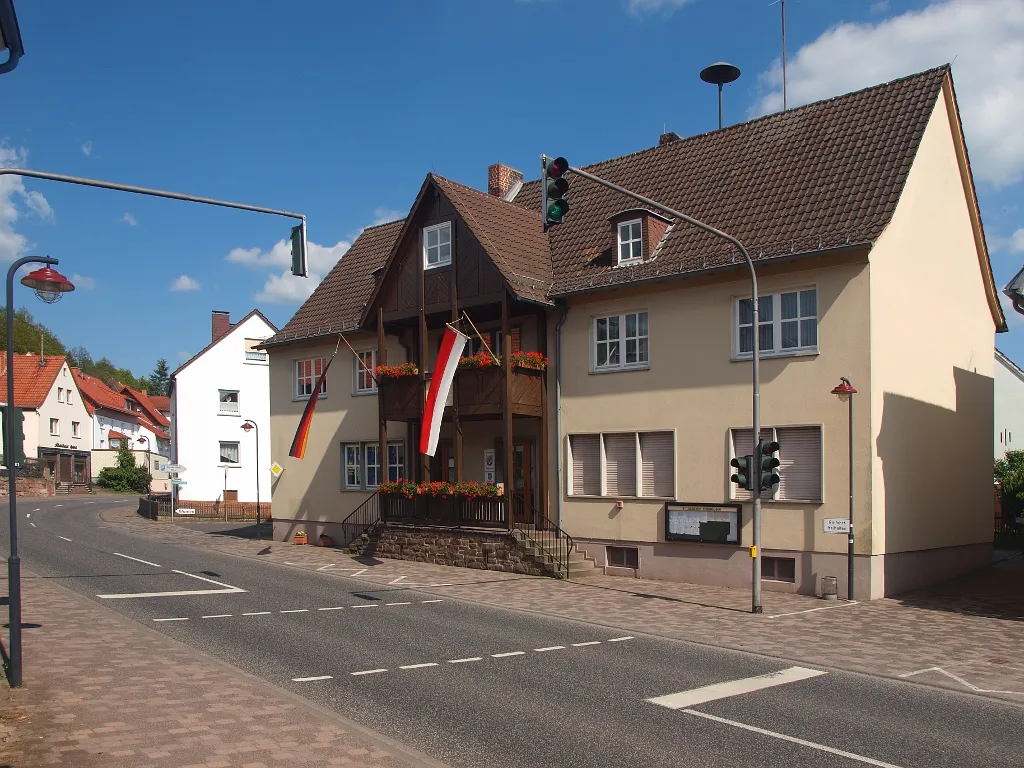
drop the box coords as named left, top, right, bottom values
left=96, top=508, right=1024, bottom=705
left=0, top=568, right=445, bottom=767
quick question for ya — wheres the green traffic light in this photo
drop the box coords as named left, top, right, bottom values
left=547, top=198, right=569, bottom=223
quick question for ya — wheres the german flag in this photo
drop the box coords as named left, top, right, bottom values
left=288, top=357, right=333, bottom=459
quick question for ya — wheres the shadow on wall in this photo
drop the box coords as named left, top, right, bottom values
left=876, top=366, right=994, bottom=597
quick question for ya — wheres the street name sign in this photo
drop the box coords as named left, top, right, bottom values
left=165, top=464, right=186, bottom=473
left=823, top=518, right=850, bottom=534
left=175, top=508, right=196, bottom=515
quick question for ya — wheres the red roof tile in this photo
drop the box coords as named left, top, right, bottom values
left=150, top=395, right=170, bottom=412
left=122, top=386, right=169, bottom=428
left=73, top=369, right=137, bottom=418
left=0, top=354, right=66, bottom=408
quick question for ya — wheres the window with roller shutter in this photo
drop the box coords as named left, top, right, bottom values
left=568, top=430, right=674, bottom=498
left=640, top=432, right=674, bottom=497
left=729, top=426, right=822, bottom=502
left=569, top=434, right=600, bottom=496
left=603, top=433, right=637, bottom=496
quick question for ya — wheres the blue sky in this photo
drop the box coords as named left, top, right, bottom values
left=2, top=0, right=1023, bottom=376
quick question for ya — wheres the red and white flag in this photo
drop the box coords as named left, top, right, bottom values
left=420, top=326, right=468, bottom=457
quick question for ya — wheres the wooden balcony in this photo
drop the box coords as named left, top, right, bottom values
left=380, top=493, right=507, bottom=528
left=379, top=376, right=421, bottom=421
left=456, top=366, right=543, bottom=418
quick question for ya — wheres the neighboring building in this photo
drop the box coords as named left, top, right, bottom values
left=995, top=349, right=1024, bottom=461
left=170, top=309, right=275, bottom=505
left=0, top=353, right=93, bottom=488
left=150, top=394, right=171, bottom=421
left=263, top=66, right=1005, bottom=599
left=119, top=384, right=172, bottom=458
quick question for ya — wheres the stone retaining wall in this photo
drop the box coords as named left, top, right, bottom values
left=0, top=477, right=54, bottom=497
left=358, top=524, right=552, bottom=576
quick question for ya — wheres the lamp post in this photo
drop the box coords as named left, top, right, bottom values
left=136, top=436, right=151, bottom=494
left=240, top=420, right=260, bottom=541
left=6, top=257, right=74, bottom=688
left=831, top=376, right=857, bottom=601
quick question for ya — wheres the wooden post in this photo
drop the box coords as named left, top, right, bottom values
left=451, top=221, right=463, bottom=483
left=539, top=311, right=549, bottom=528
left=502, top=290, right=513, bottom=531
left=377, top=307, right=388, bottom=489
left=419, top=227, right=430, bottom=483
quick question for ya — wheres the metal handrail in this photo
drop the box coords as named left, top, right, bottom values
left=339, top=491, right=381, bottom=546
left=511, top=496, right=575, bottom=579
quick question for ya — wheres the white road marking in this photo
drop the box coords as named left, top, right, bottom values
left=351, top=668, right=387, bottom=676
left=316, top=563, right=336, bottom=571
left=292, top=675, right=333, bottom=682
left=113, top=552, right=162, bottom=568
left=58, top=536, right=72, bottom=542
left=767, top=601, right=859, bottom=619
left=400, top=663, right=439, bottom=670
left=572, top=641, right=601, bottom=647
left=33, top=508, right=40, bottom=512
left=899, top=666, right=1024, bottom=695
left=389, top=576, right=408, bottom=585
left=607, top=636, right=634, bottom=642
left=280, top=609, right=309, bottom=613
left=153, top=617, right=188, bottom=622
left=55, top=504, right=63, bottom=507
left=449, top=657, right=482, bottom=664
left=202, top=614, right=233, bottom=619
left=317, top=606, right=345, bottom=611
left=351, top=604, right=378, bottom=608
left=29, top=522, right=36, bottom=527
left=85, top=501, right=95, bottom=504
left=243, top=611, right=271, bottom=616
left=646, top=667, right=827, bottom=710
left=681, top=709, right=902, bottom=768
left=25, top=513, right=29, bottom=518
left=421, top=599, right=444, bottom=603
left=386, top=602, right=411, bottom=606
left=535, top=646, right=565, bottom=652
left=97, top=569, right=246, bottom=599
left=491, top=651, right=525, bottom=658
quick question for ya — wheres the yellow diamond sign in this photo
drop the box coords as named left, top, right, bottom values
left=270, top=461, right=284, bottom=478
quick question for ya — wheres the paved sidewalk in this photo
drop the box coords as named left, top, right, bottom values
left=103, top=508, right=1024, bottom=704
left=0, top=569, right=444, bottom=768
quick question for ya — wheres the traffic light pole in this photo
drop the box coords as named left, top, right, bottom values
left=5, top=255, right=60, bottom=687
left=555, top=161, right=765, bottom=613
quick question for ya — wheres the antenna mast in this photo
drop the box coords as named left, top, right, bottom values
left=781, top=0, right=788, bottom=111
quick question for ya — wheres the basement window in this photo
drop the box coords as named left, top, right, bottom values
left=606, top=545, right=639, bottom=569
left=762, top=556, right=796, bottom=583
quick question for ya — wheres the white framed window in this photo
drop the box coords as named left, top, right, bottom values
left=730, top=425, right=822, bottom=502
left=67, top=389, right=73, bottom=405
left=593, top=311, right=649, bottom=371
left=617, top=219, right=643, bottom=265
left=218, top=389, right=240, bottom=414
left=219, top=441, right=240, bottom=464
left=423, top=222, right=452, bottom=269
left=343, top=441, right=404, bottom=489
left=354, top=349, right=377, bottom=394
left=567, top=430, right=674, bottom=498
left=72, top=421, right=81, bottom=438
left=295, top=357, right=327, bottom=399
left=57, top=387, right=64, bottom=403
left=50, top=418, right=59, bottom=436
left=736, top=288, right=818, bottom=359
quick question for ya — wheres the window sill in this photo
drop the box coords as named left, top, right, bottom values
left=589, top=364, right=650, bottom=375
left=732, top=349, right=818, bottom=362
left=217, top=411, right=241, bottom=417
left=731, top=498, right=823, bottom=505
left=423, top=262, right=451, bottom=271
left=217, top=463, right=242, bottom=468
left=293, top=395, right=327, bottom=403
left=614, top=259, right=644, bottom=269
left=352, top=390, right=378, bottom=397
left=567, top=494, right=673, bottom=501
left=342, top=487, right=378, bottom=492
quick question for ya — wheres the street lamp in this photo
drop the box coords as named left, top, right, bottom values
left=240, top=420, right=260, bottom=541
left=6, top=256, right=74, bottom=688
left=136, top=436, right=151, bottom=494
left=831, top=376, right=857, bottom=601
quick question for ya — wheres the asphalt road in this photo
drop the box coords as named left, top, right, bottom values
left=4, top=496, right=1023, bottom=768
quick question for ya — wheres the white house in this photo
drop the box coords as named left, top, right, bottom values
left=995, top=349, right=1024, bottom=460
left=0, top=353, right=93, bottom=488
left=170, top=309, right=275, bottom=504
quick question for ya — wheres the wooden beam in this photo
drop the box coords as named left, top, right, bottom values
left=418, top=227, right=429, bottom=483
left=539, top=311, right=549, bottom=527
left=502, top=290, right=513, bottom=531
left=378, top=307, right=388, bottom=488
left=451, top=221, right=463, bottom=483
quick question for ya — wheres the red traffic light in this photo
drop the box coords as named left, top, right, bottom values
left=548, top=156, right=569, bottom=179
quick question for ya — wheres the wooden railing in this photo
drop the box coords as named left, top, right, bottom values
left=455, top=367, right=543, bottom=417
left=379, top=376, right=421, bottom=421
left=380, top=493, right=507, bottom=528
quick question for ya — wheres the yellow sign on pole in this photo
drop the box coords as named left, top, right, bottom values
left=270, top=461, right=283, bottom=478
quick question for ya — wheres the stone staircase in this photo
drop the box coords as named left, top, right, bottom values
left=510, top=529, right=597, bottom=578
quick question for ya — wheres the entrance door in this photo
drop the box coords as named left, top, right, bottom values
left=59, top=454, right=72, bottom=484
left=433, top=440, right=456, bottom=483
left=512, top=440, right=533, bottom=525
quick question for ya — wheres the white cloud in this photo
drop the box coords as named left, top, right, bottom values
left=226, top=236, right=351, bottom=304
left=121, top=212, right=138, bottom=226
left=870, top=0, right=891, bottom=14
left=170, top=274, right=200, bottom=292
left=81, top=141, right=93, bottom=158
left=0, top=144, right=55, bottom=262
left=1010, top=228, right=1024, bottom=253
left=627, top=0, right=692, bottom=14
left=371, top=207, right=403, bottom=226
left=177, top=350, right=190, bottom=361
left=750, top=0, right=1024, bottom=187
left=70, top=274, right=95, bottom=290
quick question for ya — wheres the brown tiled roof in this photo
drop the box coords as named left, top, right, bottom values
left=432, top=175, right=553, bottom=304
left=73, top=369, right=137, bottom=418
left=0, top=354, right=65, bottom=408
left=150, top=395, right=170, bottom=412
left=264, top=219, right=405, bottom=346
left=122, top=385, right=170, bottom=428
left=512, top=66, right=950, bottom=295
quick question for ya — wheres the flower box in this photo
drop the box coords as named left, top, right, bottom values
left=293, top=532, right=307, bottom=545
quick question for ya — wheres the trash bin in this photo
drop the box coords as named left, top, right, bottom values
left=821, top=576, right=838, bottom=601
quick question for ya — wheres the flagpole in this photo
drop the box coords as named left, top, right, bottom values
left=459, top=312, right=499, bottom=362
left=336, top=332, right=379, bottom=384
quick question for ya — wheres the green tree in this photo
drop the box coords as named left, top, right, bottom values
left=96, top=443, right=151, bottom=494
left=148, top=358, right=170, bottom=396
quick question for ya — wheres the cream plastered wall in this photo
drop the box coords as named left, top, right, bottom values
left=268, top=334, right=407, bottom=524
left=868, top=84, right=997, bottom=556
left=554, top=256, right=873, bottom=555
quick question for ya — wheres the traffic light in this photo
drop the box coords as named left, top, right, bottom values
left=758, top=439, right=781, bottom=491
left=1, top=405, right=26, bottom=467
left=541, top=155, right=570, bottom=231
left=290, top=222, right=307, bottom=278
left=730, top=454, right=754, bottom=492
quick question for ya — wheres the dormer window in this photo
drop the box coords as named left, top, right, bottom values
left=617, top=220, right=643, bottom=265
left=424, top=223, right=452, bottom=269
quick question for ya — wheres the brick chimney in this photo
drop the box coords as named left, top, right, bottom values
left=659, top=131, right=682, bottom=145
left=212, top=310, right=231, bottom=343
left=487, top=163, right=523, bottom=199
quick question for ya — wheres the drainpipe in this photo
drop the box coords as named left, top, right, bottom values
left=554, top=304, right=568, bottom=530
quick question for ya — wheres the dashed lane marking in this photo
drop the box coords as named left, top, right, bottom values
left=400, top=663, right=439, bottom=670
left=351, top=669, right=388, bottom=676
left=243, top=611, right=271, bottom=616
left=58, top=536, right=72, bottom=542
left=152, top=598, right=447, bottom=622
left=421, top=599, right=444, bottom=603
left=386, top=602, right=411, bottom=606
left=153, top=617, right=188, bottom=622
left=280, top=609, right=309, bottom=613
left=113, top=552, right=162, bottom=568
left=202, top=614, right=233, bottom=619
left=317, top=606, right=345, bottom=611
left=491, top=651, right=525, bottom=658
left=607, top=636, right=634, bottom=642
left=29, top=522, right=36, bottom=528
left=572, top=641, right=601, bottom=647
left=535, top=646, right=565, bottom=652
left=292, top=675, right=333, bottom=682
left=351, top=604, right=378, bottom=609
left=449, top=657, right=482, bottom=664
